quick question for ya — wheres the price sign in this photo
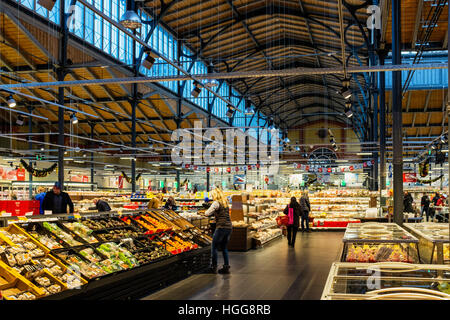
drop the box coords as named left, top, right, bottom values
left=25, top=212, right=33, bottom=216
left=74, top=214, right=82, bottom=220
left=18, top=216, right=28, bottom=222
left=117, top=210, right=123, bottom=217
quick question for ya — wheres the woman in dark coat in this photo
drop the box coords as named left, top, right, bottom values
left=283, top=197, right=301, bottom=247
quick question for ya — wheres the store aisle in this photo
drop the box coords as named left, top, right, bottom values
left=142, top=232, right=344, bottom=300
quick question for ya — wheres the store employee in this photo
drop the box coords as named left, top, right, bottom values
left=42, top=182, right=74, bottom=214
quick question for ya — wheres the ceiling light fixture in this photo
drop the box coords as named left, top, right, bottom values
left=142, top=51, right=156, bottom=69
left=226, top=106, right=234, bottom=118
left=191, top=81, right=202, bottom=98
left=7, top=95, right=16, bottom=108
left=119, top=0, right=142, bottom=29
left=339, top=79, right=352, bottom=100
left=70, top=113, right=78, bottom=124
left=16, top=115, right=24, bottom=126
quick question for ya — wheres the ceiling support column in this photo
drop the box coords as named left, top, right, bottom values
left=392, top=0, right=404, bottom=225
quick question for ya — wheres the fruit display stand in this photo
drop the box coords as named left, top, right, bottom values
left=341, top=223, right=420, bottom=263
left=403, top=223, right=450, bottom=264
left=321, top=262, right=450, bottom=300
left=0, top=209, right=211, bottom=300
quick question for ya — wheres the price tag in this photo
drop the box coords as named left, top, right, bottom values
left=74, top=214, right=82, bottom=220
left=18, top=216, right=28, bottom=222
left=25, top=212, right=33, bottom=216
left=1, top=212, right=12, bottom=217
left=117, top=210, right=123, bottom=217
left=44, top=210, right=52, bottom=215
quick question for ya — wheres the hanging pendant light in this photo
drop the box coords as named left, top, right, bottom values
left=120, top=0, right=142, bottom=29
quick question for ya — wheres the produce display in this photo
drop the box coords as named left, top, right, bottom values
left=42, top=222, right=83, bottom=247
left=62, top=222, right=98, bottom=244
left=96, top=242, right=139, bottom=269
left=95, top=228, right=143, bottom=242
left=0, top=208, right=212, bottom=299
left=55, top=251, right=107, bottom=279
left=81, top=218, right=128, bottom=230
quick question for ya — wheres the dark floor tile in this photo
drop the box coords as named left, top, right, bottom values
left=142, top=232, right=344, bottom=300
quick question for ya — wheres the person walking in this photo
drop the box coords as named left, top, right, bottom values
left=42, top=182, right=74, bottom=214
left=34, top=186, right=47, bottom=215
left=300, top=190, right=311, bottom=232
left=283, top=197, right=301, bottom=247
left=421, top=194, right=431, bottom=221
left=204, top=188, right=232, bottom=274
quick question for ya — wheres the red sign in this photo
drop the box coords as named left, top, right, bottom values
left=16, top=168, right=26, bottom=181
left=403, top=173, right=417, bottom=183
left=118, top=175, right=124, bottom=189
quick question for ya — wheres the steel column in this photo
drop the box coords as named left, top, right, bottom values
left=392, top=0, right=404, bottom=225
left=379, top=52, right=387, bottom=206
left=57, top=0, right=69, bottom=190
left=90, top=123, right=95, bottom=191
left=448, top=6, right=449, bottom=235
left=28, top=106, right=33, bottom=199
left=176, top=43, right=182, bottom=193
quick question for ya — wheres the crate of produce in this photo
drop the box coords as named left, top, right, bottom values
left=40, top=222, right=86, bottom=248
left=60, top=221, right=101, bottom=244
left=20, top=222, right=67, bottom=250
left=0, top=261, right=44, bottom=300
left=53, top=248, right=108, bottom=280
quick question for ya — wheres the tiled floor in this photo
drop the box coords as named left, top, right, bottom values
left=142, top=231, right=344, bottom=300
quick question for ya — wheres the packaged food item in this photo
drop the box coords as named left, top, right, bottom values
left=63, top=222, right=98, bottom=243
left=78, top=248, right=102, bottom=263
left=42, top=222, right=82, bottom=247
left=29, top=233, right=63, bottom=250
left=21, top=242, right=37, bottom=250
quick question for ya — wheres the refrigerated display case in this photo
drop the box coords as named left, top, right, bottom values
left=322, top=262, right=450, bottom=300
left=403, top=223, right=450, bottom=264
left=341, top=223, right=420, bottom=263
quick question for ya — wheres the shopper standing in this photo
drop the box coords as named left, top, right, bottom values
left=420, top=194, right=431, bottom=221
left=204, top=188, right=232, bottom=274
left=300, top=190, right=311, bottom=232
left=403, top=191, right=414, bottom=213
left=164, top=196, right=177, bottom=210
left=42, top=182, right=74, bottom=214
left=283, top=197, right=301, bottom=247
left=147, top=193, right=163, bottom=209
left=34, top=186, right=47, bottom=215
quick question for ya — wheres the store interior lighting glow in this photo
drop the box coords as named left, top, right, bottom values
left=70, top=113, right=78, bottom=124
left=7, top=95, right=16, bottom=108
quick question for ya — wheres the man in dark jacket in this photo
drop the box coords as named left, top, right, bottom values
left=421, top=194, right=431, bottom=221
left=42, top=182, right=74, bottom=214
left=93, top=199, right=111, bottom=212
left=300, top=191, right=311, bottom=232
left=403, top=191, right=414, bottom=213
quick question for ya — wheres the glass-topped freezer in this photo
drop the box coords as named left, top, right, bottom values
left=403, top=223, right=450, bottom=264
left=322, top=262, right=450, bottom=300
left=341, top=223, right=420, bottom=263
